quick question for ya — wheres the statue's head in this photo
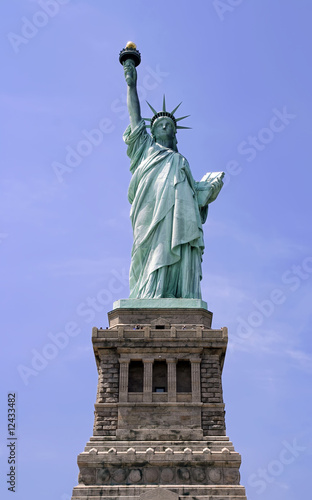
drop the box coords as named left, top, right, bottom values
left=151, top=116, right=178, bottom=151
left=145, top=96, right=190, bottom=151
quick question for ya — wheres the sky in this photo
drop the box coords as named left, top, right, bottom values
left=0, top=0, right=311, bottom=499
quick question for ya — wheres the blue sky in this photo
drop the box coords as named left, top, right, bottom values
left=0, top=1, right=311, bottom=499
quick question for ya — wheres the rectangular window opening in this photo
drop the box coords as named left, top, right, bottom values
left=176, top=360, right=192, bottom=392
left=128, top=360, right=144, bottom=392
left=152, top=361, right=168, bottom=392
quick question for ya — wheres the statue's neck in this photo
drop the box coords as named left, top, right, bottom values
left=157, top=138, right=177, bottom=151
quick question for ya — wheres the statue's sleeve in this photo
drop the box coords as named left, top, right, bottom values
left=195, top=172, right=225, bottom=224
left=195, top=182, right=212, bottom=224
left=195, top=182, right=214, bottom=208
left=123, top=119, right=153, bottom=174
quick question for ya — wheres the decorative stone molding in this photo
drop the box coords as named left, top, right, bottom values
left=145, top=447, right=155, bottom=458
left=151, top=317, right=171, bottom=329
left=79, top=465, right=241, bottom=486
left=183, top=447, right=193, bottom=456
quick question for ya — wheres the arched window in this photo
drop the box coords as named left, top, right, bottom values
left=176, top=360, right=191, bottom=392
left=152, top=361, right=167, bottom=392
left=128, top=360, right=144, bottom=392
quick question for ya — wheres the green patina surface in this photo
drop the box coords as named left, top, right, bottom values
left=113, top=298, right=208, bottom=310
left=122, top=49, right=224, bottom=301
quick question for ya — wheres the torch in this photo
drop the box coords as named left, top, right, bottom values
left=119, top=41, right=141, bottom=67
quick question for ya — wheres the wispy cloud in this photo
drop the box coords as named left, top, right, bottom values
left=228, top=325, right=283, bottom=353
left=229, top=323, right=312, bottom=375
left=208, top=218, right=309, bottom=261
left=286, top=349, right=312, bottom=373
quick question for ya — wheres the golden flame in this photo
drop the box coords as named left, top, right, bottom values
left=126, top=41, right=137, bottom=49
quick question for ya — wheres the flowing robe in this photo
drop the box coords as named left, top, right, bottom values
left=124, top=119, right=222, bottom=299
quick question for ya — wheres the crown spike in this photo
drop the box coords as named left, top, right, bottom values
left=146, top=101, right=158, bottom=115
left=171, top=102, right=182, bottom=115
left=176, top=115, right=190, bottom=122
left=143, top=118, right=151, bottom=128
left=147, top=99, right=191, bottom=132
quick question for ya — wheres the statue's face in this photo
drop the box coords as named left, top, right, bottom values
left=152, top=117, right=176, bottom=145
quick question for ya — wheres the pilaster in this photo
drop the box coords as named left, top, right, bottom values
left=167, top=359, right=177, bottom=402
left=143, top=359, right=153, bottom=403
left=119, top=359, right=129, bottom=402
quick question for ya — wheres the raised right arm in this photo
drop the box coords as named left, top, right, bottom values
left=123, top=59, right=142, bottom=130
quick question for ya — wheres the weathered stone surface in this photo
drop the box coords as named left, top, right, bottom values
left=144, top=468, right=159, bottom=483
left=96, top=468, right=110, bottom=484
left=111, top=468, right=127, bottom=483
left=71, top=307, right=247, bottom=500
left=192, top=467, right=206, bottom=483
left=140, top=488, right=178, bottom=500
left=160, top=468, right=175, bottom=483
left=78, top=467, right=95, bottom=486
left=118, top=403, right=201, bottom=432
left=71, top=484, right=247, bottom=499
left=129, top=469, right=142, bottom=483
left=108, top=306, right=213, bottom=329
left=208, top=468, right=222, bottom=483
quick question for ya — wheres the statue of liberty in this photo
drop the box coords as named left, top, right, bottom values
left=120, top=43, right=224, bottom=300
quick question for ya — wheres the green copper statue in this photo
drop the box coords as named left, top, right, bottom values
left=120, top=42, right=224, bottom=300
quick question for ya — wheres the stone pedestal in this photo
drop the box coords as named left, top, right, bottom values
left=71, top=303, right=247, bottom=500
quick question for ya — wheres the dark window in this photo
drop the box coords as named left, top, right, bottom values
left=176, top=360, right=192, bottom=392
left=152, top=361, right=167, bottom=392
left=155, top=325, right=165, bottom=329
left=128, top=361, right=144, bottom=392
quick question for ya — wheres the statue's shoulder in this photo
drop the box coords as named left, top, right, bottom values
left=179, top=154, right=191, bottom=169
left=124, top=119, right=151, bottom=146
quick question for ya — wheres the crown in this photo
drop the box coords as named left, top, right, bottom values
left=144, top=95, right=191, bottom=131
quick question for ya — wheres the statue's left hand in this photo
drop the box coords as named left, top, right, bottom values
left=212, top=177, right=223, bottom=191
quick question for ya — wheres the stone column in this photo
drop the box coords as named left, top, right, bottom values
left=167, top=359, right=177, bottom=402
left=119, top=359, right=129, bottom=402
left=191, top=358, right=201, bottom=402
left=143, top=359, right=153, bottom=402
